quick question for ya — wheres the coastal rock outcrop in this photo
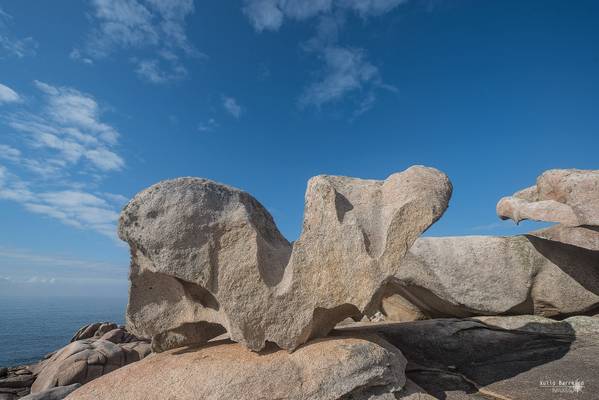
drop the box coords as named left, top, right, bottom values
left=118, top=166, right=452, bottom=352
left=65, top=335, right=407, bottom=400
left=497, top=169, right=599, bottom=226
left=380, top=235, right=599, bottom=320
left=30, top=338, right=150, bottom=394
left=1, top=324, right=149, bottom=400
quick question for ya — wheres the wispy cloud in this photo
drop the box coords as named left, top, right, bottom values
left=243, top=0, right=407, bottom=32
left=243, top=0, right=405, bottom=116
left=0, top=82, right=21, bottom=104
left=5, top=81, right=123, bottom=173
left=74, top=0, right=202, bottom=84
left=300, top=46, right=379, bottom=107
left=0, top=246, right=125, bottom=271
left=0, top=144, right=21, bottom=162
left=0, top=7, right=38, bottom=58
left=0, top=82, right=127, bottom=239
left=223, top=96, right=243, bottom=118
left=197, top=118, right=218, bottom=132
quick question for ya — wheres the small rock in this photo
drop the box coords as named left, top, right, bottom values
left=0, top=374, right=35, bottom=389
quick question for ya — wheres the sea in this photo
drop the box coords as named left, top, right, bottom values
left=0, top=296, right=127, bottom=367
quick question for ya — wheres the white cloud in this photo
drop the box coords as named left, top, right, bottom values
left=338, top=0, right=408, bottom=16
left=0, top=181, right=123, bottom=238
left=24, top=190, right=120, bottom=237
left=243, top=0, right=405, bottom=116
left=27, top=276, right=56, bottom=284
left=300, top=46, right=379, bottom=107
left=69, top=49, right=94, bottom=65
left=0, top=83, right=20, bottom=104
left=135, top=56, right=188, bottom=84
left=0, top=246, right=124, bottom=271
left=0, top=8, right=37, bottom=58
left=76, top=0, right=200, bottom=84
left=243, top=0, right=284, bottom=32
left=223, top=96, right=243, bottom=118
left=5, top=81, right=123, bottom=174
left=0, top=144, right=21, bottom=162
left=243, top=0, right=406, bottom=31
left=198, top=118, right=218, bottom=132
left=0, top=82, right=127, bottom=239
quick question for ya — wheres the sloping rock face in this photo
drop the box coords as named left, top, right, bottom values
left=66, top=335, right=407, bottom=400
left=118, top=166, right=452, bottom=352
left=20, top=384, right=80, bottom=400
left=30, top=338, right=150, bottom=394
left=339, top=315, right=599, bottom=399
left=497, top=169, right=599, bottom=226
left=529, top=224, right=599, bottom=252
left=380, top=235, right=599, bottom=320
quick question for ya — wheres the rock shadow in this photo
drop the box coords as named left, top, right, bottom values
left=525, top=235, right=599, bottom=297
left=336, top=318, right=576, bottom=400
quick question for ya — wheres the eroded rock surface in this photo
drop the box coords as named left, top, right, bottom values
left=380, top=235, right=599, bottom=320
left=30, top=339, right=150, bottom=394
left=66, top=335, right=407, bottom=400
left=118, top=166, right=452, bottom=351
left=497, top=169, right=599, bottom=226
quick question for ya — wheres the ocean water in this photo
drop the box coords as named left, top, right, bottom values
left=0, top=296, right=127, bottom=367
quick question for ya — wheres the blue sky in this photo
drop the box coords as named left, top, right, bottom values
left=0, top=0, right=598, bottom=297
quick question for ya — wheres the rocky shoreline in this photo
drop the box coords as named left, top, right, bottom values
left=2, top=167, right=597, bottom=399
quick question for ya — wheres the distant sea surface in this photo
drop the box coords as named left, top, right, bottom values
left=0, top=296, right=126, bottom=367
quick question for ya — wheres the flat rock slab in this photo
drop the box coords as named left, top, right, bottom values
left=66, top=335, right=407, bottom=400
left=339, top=315, right=599, bottom=399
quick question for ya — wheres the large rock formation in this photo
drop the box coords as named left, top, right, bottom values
left=65, top=335, right=407, bottom=400
left=379, top=168, right=599, bottom=322
left=497, top=169, right=599, bottom=226
left=118, top=166, right=452, bottom=352
left=380, top=235, right=599, bottom=320
left=339, top=315, right=599, bottom=399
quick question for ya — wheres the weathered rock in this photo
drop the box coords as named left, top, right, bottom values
left=66, top=335, right=407, bottom=400
left=118, top=166, right=452, bottom=352
left=21, top=384, right=80, bottom=400
left=31, top=339, right=150, bottom=394
left=70, top=323, right=117, bottom=342
left=530, top=224, right=599, bottom=251
left=0, top=375, right=35, bottom=389
left=380, top=235, right=599, bottom=321
left=497, top=169, right=599, bottom=226
left=98, top=328, right=141, bottom=344
left=339, top=315, right=599, bottom=399
left=0, top=369, right=6, bottom=379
